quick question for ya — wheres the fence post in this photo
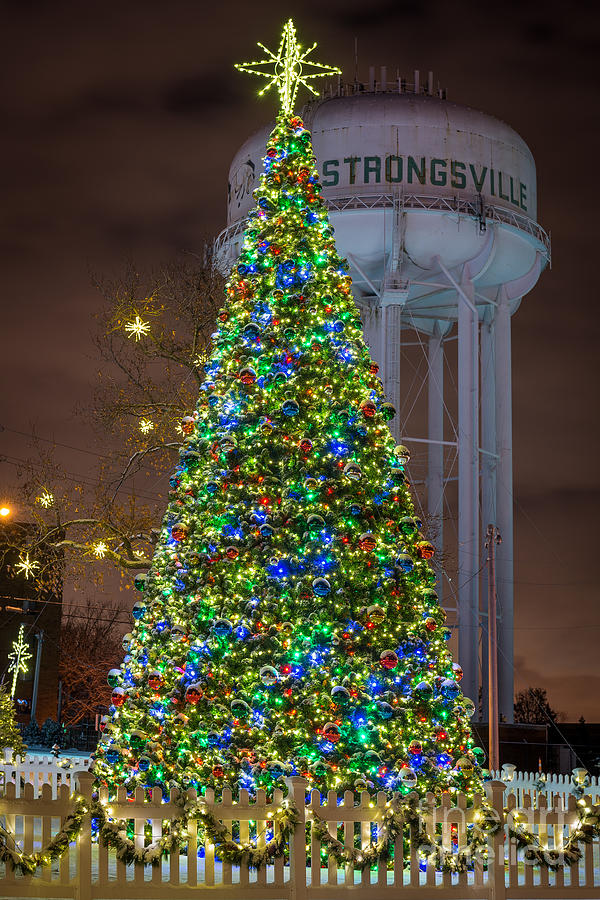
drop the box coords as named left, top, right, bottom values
left=488, top=779, right=506, bottom=900
left=74, top=770, right=94, bottom=900
left=287, top=776, right=307, bottom=900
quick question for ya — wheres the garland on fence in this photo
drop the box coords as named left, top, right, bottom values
left=506, top=801, right=600, bottom=870
left=0, top=789, right=599, bottom=875
left=0, top=795, right=88, bottom=876
left=310, top=795, right=502, bottom=874
left=92, top=794, right=301, bottom=869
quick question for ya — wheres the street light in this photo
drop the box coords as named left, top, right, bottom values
left=0, top=506, right=11, bottom=517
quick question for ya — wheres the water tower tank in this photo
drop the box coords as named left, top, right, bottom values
left=216, top=71, right=550, bottom=722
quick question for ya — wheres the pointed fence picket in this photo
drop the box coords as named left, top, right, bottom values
left=0, top=749, right=94, bottom=799
left=0, top=772, right=598, bottom=898
left=493, top=767, right=600, bottom=807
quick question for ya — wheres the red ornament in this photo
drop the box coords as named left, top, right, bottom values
left=380, top=650, right=399, bottom=670
left=225, top=546, right=239, bottom=560
left=416, top=541, right=435, bottom=560
left=361, top=400, right=376, bottom=418
left=239, top=367, right=257, bottom=385
left=180, top=415, right=195, bottom=435
left=148, top=671, right=164, bottom=690
left=369, top=363, right=379, bottom=375
left=424, top=617, right=437, bottom=632
left=212, top=765, right=224, bottom=778
left=111, top=687, right=126, bottom=707
left=185, top=684, right=203, bottom=704
left=171, top=523, right=188, bottom=542
left=322, top=722, right=341, bottom=743
left=358, top=532, right=377, bottom=552
left=299, top=437, right=313, bottom=453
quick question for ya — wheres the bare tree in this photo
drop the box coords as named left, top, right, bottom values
left=514, top=687, right=563, bottom=725
left=2, top=252, right=223, bottom=580
left=58, top=597, right=131, bottom=726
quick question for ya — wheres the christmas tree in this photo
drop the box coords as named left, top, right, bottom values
left=94, top=21, right=485, bottom=802
left=0, top=684, right=25, bottom=759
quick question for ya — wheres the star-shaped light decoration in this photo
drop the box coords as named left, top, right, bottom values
left=235, top=19, right=340, bottom=115
left=125, top=315, right=151, bottom=341
left=15, top=552, right=39, bottom=580
left=8, top=625, right=33, bottom=698
left=93, top=542, right=108, bottom=559
left=139, top=418, right=154, bottom=434
left=36, top=490, right=54, bottom=508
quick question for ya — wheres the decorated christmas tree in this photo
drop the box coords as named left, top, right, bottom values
left=94, top=20, right=485, bottom=803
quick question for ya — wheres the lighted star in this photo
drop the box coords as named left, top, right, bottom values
left=15, top=552, right=39, bottom=580
left=235, top=19, right=340, bottom=115
left=37, top=490, right=54, bottom=508
left=139, top=418, right=154, bottom=434
left=93, top=542, right=108, bottom=559
left=8, top=625, right=32, bottom=698
left=125, top=315, right=151, bottom=341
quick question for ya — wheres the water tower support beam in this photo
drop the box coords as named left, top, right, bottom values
left=427, top=322, right=445, bottom=604
left=480, top=304, right=497, bottom=717
left=384, top=305, right=402, bottom=441
left=456, top=269, right=480, bottom=707
left=495, top=286, right=514, bottom=723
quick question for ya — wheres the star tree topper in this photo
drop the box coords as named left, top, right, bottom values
left=235, top=19, right=341, bottom=115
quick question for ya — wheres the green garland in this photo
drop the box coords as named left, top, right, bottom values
left=0, top=789, right=598, bottom=875
left=92, top=795, right=301, bottom=869
left=0, top=796, right=88, bottom=876
left=507, top=801, right=600, bottom=870
left=311, top=796, right=501, bottom=874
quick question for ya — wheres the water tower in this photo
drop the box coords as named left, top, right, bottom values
left=216, top=69, right=550, bottom=722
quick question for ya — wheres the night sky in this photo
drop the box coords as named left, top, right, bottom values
left=1, top=1, right=599, bottom=720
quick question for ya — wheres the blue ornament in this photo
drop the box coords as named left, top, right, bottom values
left=212, top=618, right=233, bottom=638
left=440, top=678, right=460, bottom=700
left=395, top=552, right=414, bottom=573
left=312, top=577, right=331, bottom=597
left=282, top=399, right=299, bottom=417
left=375, top=701, right=393, bottom=719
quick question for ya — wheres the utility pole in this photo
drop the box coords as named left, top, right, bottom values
left=486, top=525, right=502, bottom=772
left=30, top=629, right=44, bottom=723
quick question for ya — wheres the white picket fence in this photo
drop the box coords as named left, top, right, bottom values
left=0, top=749, right=94, bottom=799
left=494, top=765, right=600, bottom=807
left=0, top=772, right=599, bottom=900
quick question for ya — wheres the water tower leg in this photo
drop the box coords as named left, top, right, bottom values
left=457, top=273, right=480, bottom=708
left=480, top=305, right=497, bottom=719
left=427, top=323, right=444, bottom=604
left=495, top=289, right=514, bottom=723
left=384, top=305, right=402, bottom=440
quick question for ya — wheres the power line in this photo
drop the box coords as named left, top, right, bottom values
left=1, top=424, right=112, bottom=459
